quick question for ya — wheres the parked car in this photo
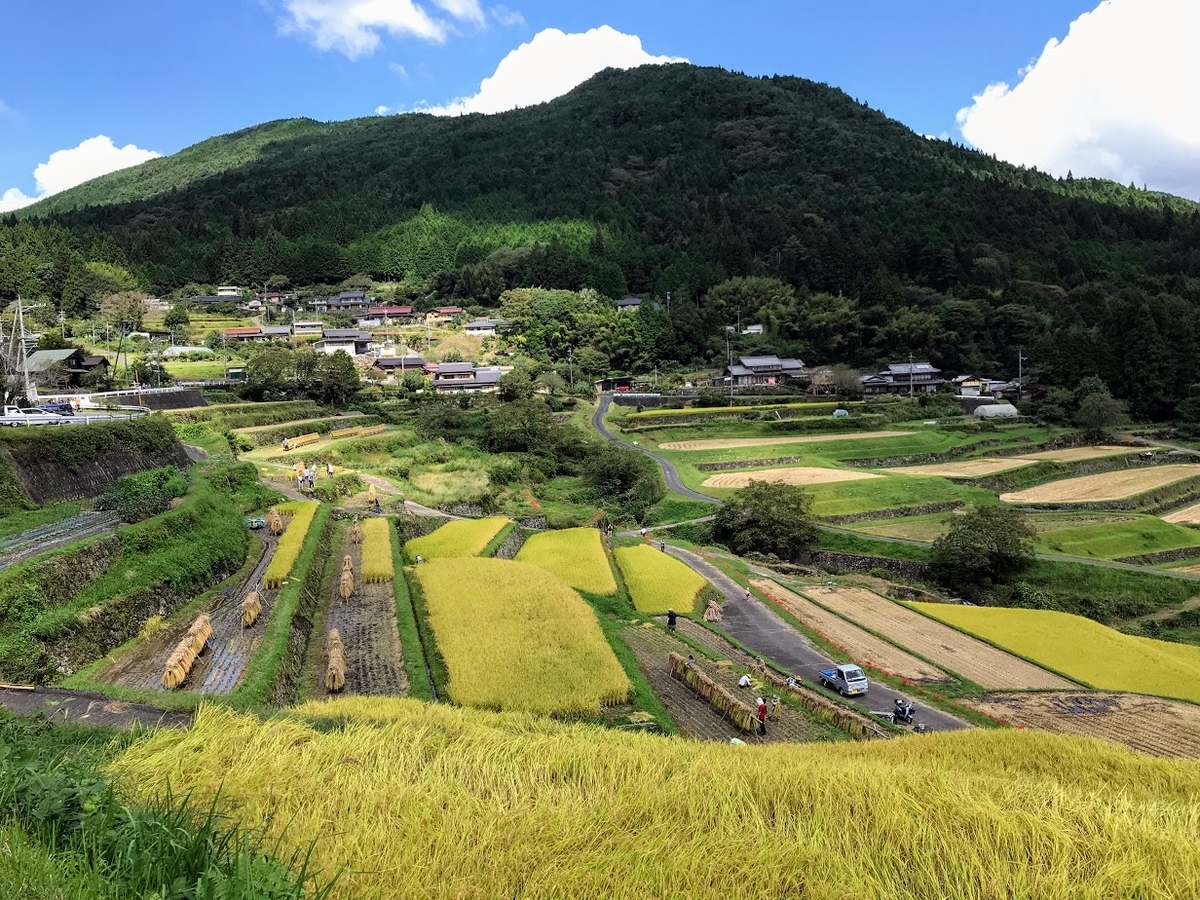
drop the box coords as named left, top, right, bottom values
left=0, top=405, right=66, bottom=426
left=819, top=664, right=869, bottom=697
left=38, top=402, right=74, bottom=416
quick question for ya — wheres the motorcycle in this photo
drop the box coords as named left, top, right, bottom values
left=892, top=698, right=915, bottom=726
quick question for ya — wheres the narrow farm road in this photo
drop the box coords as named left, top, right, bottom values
left=663, top=544, right=970, bottom=732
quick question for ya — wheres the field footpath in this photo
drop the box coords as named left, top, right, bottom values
left=659, top=544, right=970, bottom=732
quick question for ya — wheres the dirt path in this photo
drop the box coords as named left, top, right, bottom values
left=99, top=534, right=279, bottom=695
left=0, top=686, right=191, bottom=730
left=317, top=530, right=407, bottom=697
left=0, top=512, right=120, bottom=571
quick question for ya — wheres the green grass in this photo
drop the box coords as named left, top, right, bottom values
left=1013, top=559, right=1200, bottom=622
left=0, top=501, right=81, bottom=539
left=389, top=519, right=433, bottom=700
left=1033, top=516, right=1200, bottom=559
left=801, top=475, right=994, bottom=518
left=163, top=358, right=230, bottom=380
left=817, top=529, right=933, bottom=561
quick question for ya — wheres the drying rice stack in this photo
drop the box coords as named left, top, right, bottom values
left=161, top=614, right=213, bottom=689
left=241, top=590, right=262, bottom=627
left=339, top=568, right=354, bottom=602
left=342, top=554, right=354, bottom=573
left=268, top=508, right=285, bottom=536
left=704, top=599, right=723, bottom=622
left=348, top=520, right=362, bottom=544
left=326, top=629, right=346, bottom=692
left=366, top=484, right=378, bottom=505
left=668, top=652, right=756, bottom=731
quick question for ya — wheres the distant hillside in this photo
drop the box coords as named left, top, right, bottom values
left=4, top=64, right=1200, bottom=416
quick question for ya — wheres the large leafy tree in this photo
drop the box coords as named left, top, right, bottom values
left=930, top=506, right=1036, bottom=592
left=712, top=481, right=819, bottom=561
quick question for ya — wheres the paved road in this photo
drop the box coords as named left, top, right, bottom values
left=592, top=396, right=720, bottom=504
left=664, top=544, right=969, bottom=732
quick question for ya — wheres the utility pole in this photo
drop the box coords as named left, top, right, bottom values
left=568, top=347, right=574, bottom=389
left=15, top=296, right=34, bottom=402
left=1017, top=347, right=1028, bottom=405
left=908, top=351, right=914, bottom=399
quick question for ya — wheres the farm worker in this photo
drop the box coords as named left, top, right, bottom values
left=640, top=527, right=647, bottom=538
left=744, top=588, right=751, bottom=601
left=686, top=655, right=694, bottom=668
left=283, top=438, right=290, bottom=451
left=327, top=462, right=334, bottom=477
left=786, top=675, right=797, bottom=689
left=769, top=695, right=780, bottom=721
left=667, top=609, right=677, bottom=632
left=373, top=498, right=382, bottom=514
left=757, top=698, right=768, bottom=735
left=659, top=540, right=666, bottom=552
left=737, top=674, right=751, bottom=689
left=415, top=555, right=424, bottom=564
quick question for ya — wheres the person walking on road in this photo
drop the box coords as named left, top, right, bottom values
left=659, top=540, right=666, bottom=552
left=744, top=587, right=751, bottom=601
left=756, top=697, right=768, bottom=736
left=640, top=527, right=647, bottom=539
left=666, top=609, right=677, bottom=632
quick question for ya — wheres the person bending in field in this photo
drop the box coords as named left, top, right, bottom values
left=667, top=609, right=677, bottom=632
left=738, top=673, right=751, bottom=688
left=686, top=655, right=695, bottom=669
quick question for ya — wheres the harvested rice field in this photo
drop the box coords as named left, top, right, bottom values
left=752, top=580, right=948, bottom=683
left=885, top=458, right=1038, bottom=478
left=1162, top=501, right=1200, bottom=524
left=660, top=431, right=913, bottom=451
left=801, top=587, right=1077, bottom=690
left=1012, top=445, right=1135, bottom=463
left=1000, top=465, right=1200, bottom=504
left=967, top=692, right=1200, bottom=759
left=856, top=516, right=952, bottom=542
left=702, top=466, right=881, bottom=489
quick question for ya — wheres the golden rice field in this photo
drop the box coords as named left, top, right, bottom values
left=415, top=557, right=629, bottom=715
left=360, top=518, right=394, bottom=584
left=1000, top=465, right=1200, bottom=503
left=614, top=544, right=708, bottom=614
left=910, top=604, right=1200, bottom=704
left=659, top=431, right=913, bottom=451
left=111, top=700, right=1200, bottom=900
left=404, top=516, right=509, bottom=559
left=1013, top=445, right=1135, bottom=462
left=804, top=587, right=1076, bottom=690
left=514, top=528, right=617, bottom=594
left=884, top=458, right=1037, bottom=478
left=262, top=501, right=318, bottom=589
left=752, top=580, right=948, bottom=682
left=701, top=466, right=881, bottom=489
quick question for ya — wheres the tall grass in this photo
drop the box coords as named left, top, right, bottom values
left=414, top=557, right=629, bottom=715
left=263, top=502, right=319, bottom=588
left=615, top=544, right=708, bottom=614
left=515, top=528, right=617, bottom=594
left=112, top=700, right=1200, bottom=900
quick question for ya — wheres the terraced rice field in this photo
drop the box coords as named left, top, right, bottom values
left=1162, top=501, right=1200, bottom=524
left=702, top=467, right=882, bottom=489
left=911, top=604, right=1200, bottom=703
left=515, top=528, right=616, bottom=594
left=885, top=458, right=1038, bottom=478
left=752, top=580, right=948, bottom=682
left=404, top=516, right=509, bottom=559
left=802, top=587, right=1076, bottom=689
left=660, top=431, right=913, bottom=451
left=1012, top=445, right=1135, bottom=462
left=1000, top=465, right=1200, bottom=504
left=616, top=544, right=708, bottom=614
left=967, top=693, right=1200, bottom=759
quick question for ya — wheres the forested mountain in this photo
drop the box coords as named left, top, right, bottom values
left=3, top=64, right=1199, bottom=415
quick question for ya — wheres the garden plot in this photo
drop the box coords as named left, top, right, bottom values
left=1012, top=446, right=1135, bottom=463
left=317, top=528, right=406, bottom=697
left=967, top=693, right=1200, bottom=760
left=99, top=534, right=279, bottom=695
left=1000, top=465, right=1200, bottom=503
left=702, top=467, right=881, bottom=489
left=752, top=580, right=948, bottom=683
left=1161, top=501, right=1200, bottom=524
left=802, top=587, right=1076, bottom=690
left=884, top=458, right=1038, bottom=478
left=660, top=431, right=913, bottom=451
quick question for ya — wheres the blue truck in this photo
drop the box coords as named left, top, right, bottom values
left=819, top=664, right=869, bottom=697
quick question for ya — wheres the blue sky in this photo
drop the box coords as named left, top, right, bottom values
left=1, top=0, right=1197, bottom=207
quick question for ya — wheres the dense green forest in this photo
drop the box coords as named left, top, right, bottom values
left=2, top=64, right=1199, bottom=416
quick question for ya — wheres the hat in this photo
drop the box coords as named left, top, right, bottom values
left=756, top=697, right=764, bottom=705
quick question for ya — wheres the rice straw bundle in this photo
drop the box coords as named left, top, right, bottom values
left=326, top=629, right=346, bottom=692
left=268, top=508, right=285, bottom=536
left=668, top=652, right=756, bottom=732
left=241, top=590, right=262, bottom=627
left=704, top=599, right=723, bottom=622
left=342, top=554, right=354, bottom=574
left=161, top=614, right=213, bottom=689
left=339, top=569, right=354, bottom=602
left=367, top=484, right=378, bottom=504
left=348, top=520, right=363, bottom=544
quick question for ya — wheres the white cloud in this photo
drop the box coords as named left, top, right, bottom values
left=0, top=135, right=160, bottom=213
left=389, top=62, right=411, bottom=82
left=279, top=0, right=484, bottom=59
left=0, top=99, right=16, bottom=120
left=956, top=0, right=1200, bottom=199
left=490, top=4, right=524, bottom=27
left=415, top=25, right=687, bottom=116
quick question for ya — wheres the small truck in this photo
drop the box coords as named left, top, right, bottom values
left=0, top=405, right=66, bottom=426
left=819, top=663, right=869, bottom=697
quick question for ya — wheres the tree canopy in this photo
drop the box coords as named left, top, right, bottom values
left=712, top=481, right=820, bottom=561
left=930, top=505, right=1037, bottom=592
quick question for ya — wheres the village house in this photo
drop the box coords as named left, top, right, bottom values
left=431, top=362, right=507, bottom=394
left=616, top=297, right=642, bottom=312
left=371, top=356, right=434, bottom=382
left=291, top=321, right=324, bottom=337
left=313, top=328, right=373, bottom=356
left=463, top=318, right=507, bottom=337
left=717, top=355, right=805, bottom=387
left=25, top=348, right=109, bottom=388
left=425, top=306, right=465, bottom=326
left=355, top=306, right=414, bottom=327
left=860, top=362, right=946, bottom=396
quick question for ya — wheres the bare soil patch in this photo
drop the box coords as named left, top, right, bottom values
left=660, top=431, right=913, bottom=452
left=968, top=692, right=1200, bottom=759
left=801, top=587, right=1076, bottom=690
left=1000, top=465, right=1200, bottom=504
left=100, top=535, right=279, bottom=695
left=884, top=458, right=1038, bottom=478
left=316, top=531, right=407, bottom=698
left=702, top=467, right=881, bottom=489
left=1162, top=501, right=1200, bottom=524
left=0, top=686, right=191, bottom=730
left=1013, top=446, right=1135, bottom=463
left=751, top=580, right=948, bottom=683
